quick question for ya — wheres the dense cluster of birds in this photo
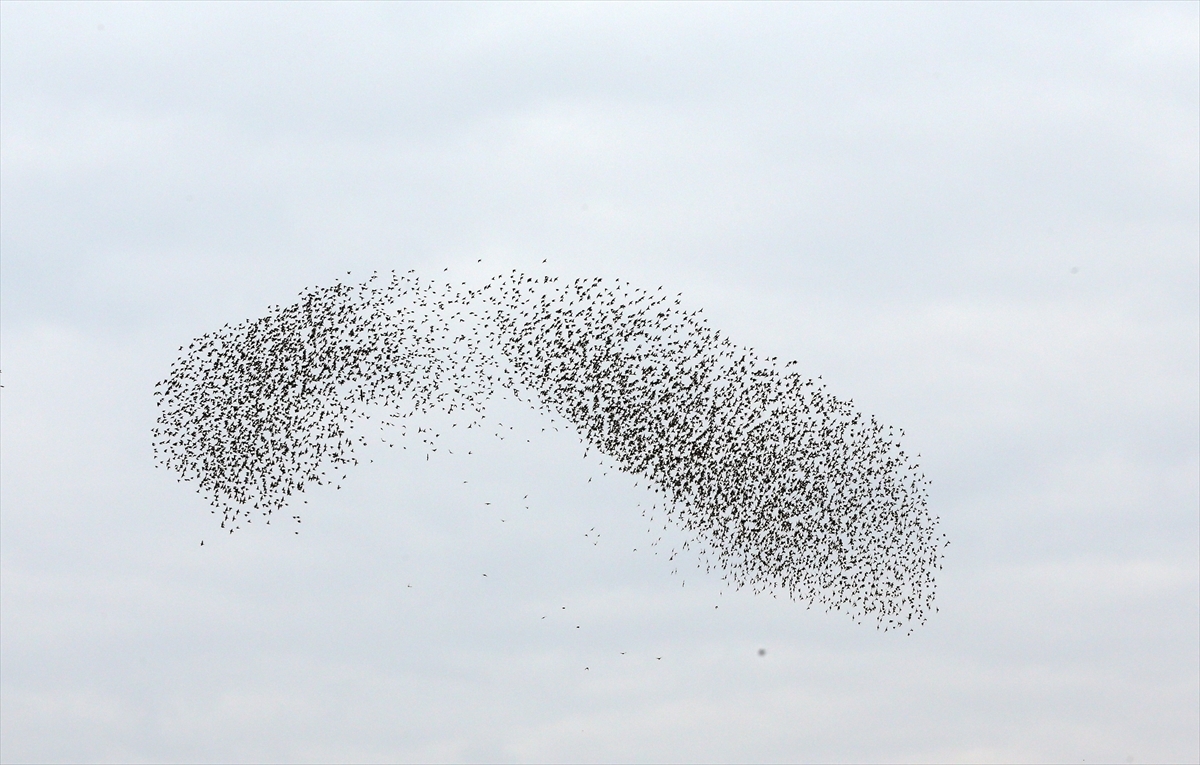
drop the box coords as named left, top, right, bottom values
left=154, top=269, right=945, bottom=631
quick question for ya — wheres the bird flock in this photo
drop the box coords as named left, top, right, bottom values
left=153, top=269, right=945, bottom=631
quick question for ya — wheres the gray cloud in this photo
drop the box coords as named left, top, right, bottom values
left=2, top=2, right=1196, bottom=763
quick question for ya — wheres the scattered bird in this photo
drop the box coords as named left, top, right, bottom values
left=153, top=268, right=945, bottom=631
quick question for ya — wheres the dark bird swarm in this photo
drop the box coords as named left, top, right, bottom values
left=153, top=271, right=945, bottom=632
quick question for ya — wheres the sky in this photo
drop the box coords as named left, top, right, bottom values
left=1, top=2, right=1197, bottom=763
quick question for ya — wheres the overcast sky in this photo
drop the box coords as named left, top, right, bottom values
left=1, top=2, right=1197, bottom=763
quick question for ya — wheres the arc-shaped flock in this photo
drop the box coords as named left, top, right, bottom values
left=154, top=270, right=945, bottom=631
